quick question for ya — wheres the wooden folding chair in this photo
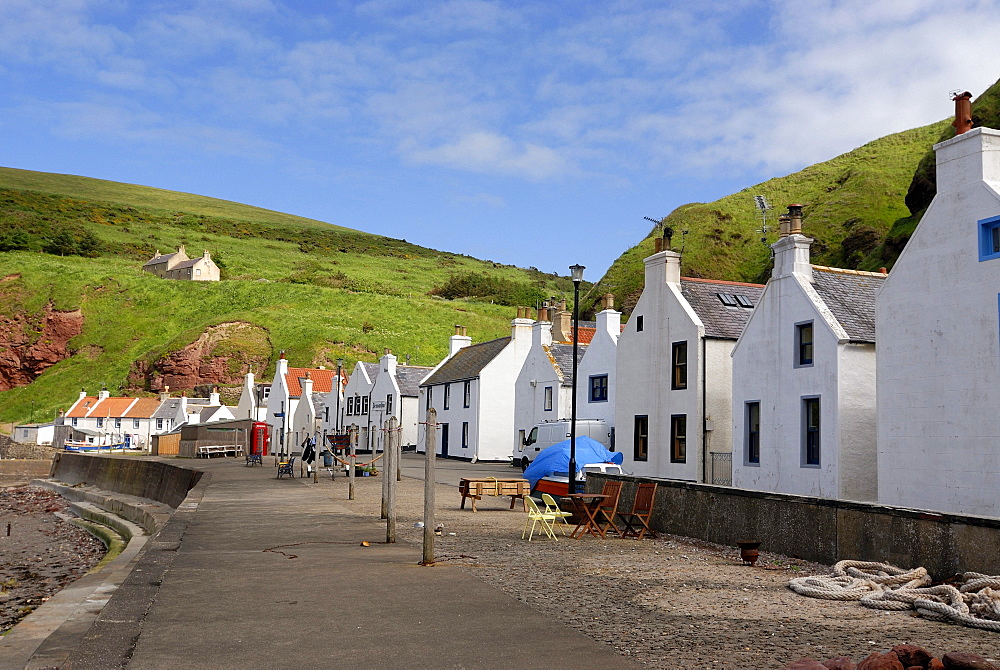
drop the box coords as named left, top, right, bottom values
left=595, top=480, right=623, bottom=538
left=616, top=482, right=658, bottom=539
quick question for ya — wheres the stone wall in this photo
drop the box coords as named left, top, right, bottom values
left=589, top=474, right=1000, bottom=579
left=50, top=453, right=202, bottom=509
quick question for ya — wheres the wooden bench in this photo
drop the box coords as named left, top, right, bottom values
left=458, top=478, right=530, bottom=512
left=197, top=445, right=244, bottom=458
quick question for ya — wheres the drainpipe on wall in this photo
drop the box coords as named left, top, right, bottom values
left=702, top=337, right=709, bottom=484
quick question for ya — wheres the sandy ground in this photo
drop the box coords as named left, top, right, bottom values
left=325, top=469, right=1000, bottom=669
left=0, top=485, right=106, bottom=634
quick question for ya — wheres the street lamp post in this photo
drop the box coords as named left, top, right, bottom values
left=335, top=358, right=344, bottom=433
left=568, top=263, right=585, bottom=495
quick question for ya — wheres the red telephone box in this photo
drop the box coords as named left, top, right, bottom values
left=250, top=422, right=270, bottom=456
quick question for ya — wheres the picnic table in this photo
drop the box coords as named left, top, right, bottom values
left=458, top=477, right=530, bottom=512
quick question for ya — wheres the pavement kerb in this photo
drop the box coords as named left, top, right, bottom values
left=0, top=474, right=207, bottom=670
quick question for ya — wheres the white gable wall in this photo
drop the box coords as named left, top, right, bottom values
left=877, top=127, right=1000, bottom=516
left=576, top=308, right=620, bottom=437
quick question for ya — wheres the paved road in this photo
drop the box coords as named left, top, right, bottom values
left=51, top=457, right=634, bottom=670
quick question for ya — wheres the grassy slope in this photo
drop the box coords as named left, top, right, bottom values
left=588, top=121, right=947, bottom=314
left=0, top=170, right=571, bottom=426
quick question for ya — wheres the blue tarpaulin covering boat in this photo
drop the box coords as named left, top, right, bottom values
left=523, top=436, right=624, bottom=489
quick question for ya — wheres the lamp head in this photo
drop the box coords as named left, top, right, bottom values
left=336, top=357, right=344, bottom=368
left=569, top=264, right=586, bottom=283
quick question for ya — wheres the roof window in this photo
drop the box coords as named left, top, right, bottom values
left=717, top=293, right=738, bottom=307
left=735, top=294, right=754, bottom=308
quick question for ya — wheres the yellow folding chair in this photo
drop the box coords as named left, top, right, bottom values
left=540, top=493, right=573, bottom=535
left=521, top=496, right=559, bottom=541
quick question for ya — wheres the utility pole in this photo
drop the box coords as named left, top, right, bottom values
left=421, top=409, right=437, bottom=565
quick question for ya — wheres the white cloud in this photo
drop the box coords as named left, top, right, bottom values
left=403, top=131, right=569, bottom=180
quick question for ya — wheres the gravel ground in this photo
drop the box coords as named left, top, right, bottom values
left=328, top=471, right=1000, bottom=669
left=0, top=485, right=106, bottom=633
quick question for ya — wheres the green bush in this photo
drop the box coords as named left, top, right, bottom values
left=430, top=271, right=546, bottom=307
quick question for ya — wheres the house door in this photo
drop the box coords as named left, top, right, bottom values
left=441, top=423, right=449, bottom=457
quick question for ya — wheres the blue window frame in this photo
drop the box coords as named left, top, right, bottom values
left=979, top=215, right=1000, bottom=262
left=802, top=396, right=821, bottom=467
left=745, top=401, right=760, bottom=466
left=589, top=375, right=608, bottom=402
left=795, top=321, right=814, bottom=367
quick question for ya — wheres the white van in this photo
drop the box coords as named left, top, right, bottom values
left=513, top=419, right=612, bottom=471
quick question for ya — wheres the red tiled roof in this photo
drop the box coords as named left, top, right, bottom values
left=90, top=397, right=138, bottom=418
left=66, top=397, right=99, bottom=418
left=123, top=397, right=162, bottom=419
left=575, top=327, right=596, bottom=344
left=285, top=368, right=337, bottom=396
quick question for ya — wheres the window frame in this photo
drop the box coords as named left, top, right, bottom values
left=463, top=380, right=471, bottom=408
left=362, top=396, right=369, bottom=415
left=670, top=414, right=687, bottom=463
left=462, top=421, right=469, bottom=449
left=386, top=394, right=393, bottom=415
left=671, top=341, right=688, bottom=390
left=589, top=374, right=609, bottom=402
left=802, top=396, right=821, bottom=467
left=133, top=418, right=140, bottom=429
left=426, top=387, right=432, bottom=411
left=633, top=415, right=648, bottom=461
left=745, top=401, right=760, bottom=466
left=795, top=321, right=814, bottom=368
left=543, top=386, right=553, bottom=411
left=979, top=215, right=1000, bottom=262
left=443, top=383, right=451, bottom=410
left=636, top=315, right=644, bottom=332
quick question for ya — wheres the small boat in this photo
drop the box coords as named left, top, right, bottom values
left=524, top=436, right=625, bottom=497
left=63, top=439, right=137, bottom=453
left=533, top=463, right=626, bottom=497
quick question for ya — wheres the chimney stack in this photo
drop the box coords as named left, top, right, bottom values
left=952, top=91, right=973, bottom=135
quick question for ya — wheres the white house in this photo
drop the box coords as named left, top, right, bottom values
left=616, top=241, right=764, bottom=483
left=264, top=355, right=337, bottom=456
left=732, top=205, right=884, bottom=502
left=64, top=390, right=164, bottom=450
left=418, top=315, right=533, bottom=461
left=235, top=372, right=270, bottom=421
left=337, top=360, right=379, bottom=451
left=513, top=307, right=588, bottom=453
left=363, top=351, right=432, bottom=451
left=576, top=294, right=622, bottom=444
left=12, top=422, right=55, bottom=445
left=142, top=246, right=221, bottom=281
left=877, top=123, right=1000, bottom=517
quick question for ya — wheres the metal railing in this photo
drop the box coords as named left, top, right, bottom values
left=710, top=451, right=732, bottom=486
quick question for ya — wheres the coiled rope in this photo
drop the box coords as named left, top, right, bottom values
left=789, top=560, right=1000, bottom=633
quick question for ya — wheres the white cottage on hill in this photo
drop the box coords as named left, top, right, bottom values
left=732, top=205, right=884, bottom=501
left=877, top=123, right=1000, bottom=517
left=418, top=316, right=532, bottom=461
left=616, top=241, right=763, bottom=482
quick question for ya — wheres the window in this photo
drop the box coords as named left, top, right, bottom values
left=589, top=375, right=609, bottom=402
left=386, top=394, right=393, bottom=414
left=347, top=397, right=354, bottom=415
left=362, top=396, right=369, bottom=414
left=745, top=402, right=760, bottom=465
left=462, top=422, right=469, bottom=449
left=71, top=417, right=78, bottom=427
left=979, top=215, right=1000, bottom=262
left=115, top=417, right=121, bottom=428
left=796, top=321, right=814, bottom=367
left=543, top=386, right=553, bottom=411
left=443, top=383, right=451, bottom=410
left=633, top=416, right=648, bottom=461
left=671, top=341, right=688, bottom=390
left=717, top=293, right=738, bottom=307
left=426, top=387, right=433, bottom=411
left=156, top=418, right=164, bottom=430
left=636, top=315, right=644, bottom=332
left=96, top=417, right=104, bottom=428
left=133, top=418, right=140, bottom=429
left=803, top=397, right=821, bottom=466
left=670, top=414, right=687, bottom=463
left=463, top=380, right=471, bottom=408
left=735, top=294, right=755, bottom=309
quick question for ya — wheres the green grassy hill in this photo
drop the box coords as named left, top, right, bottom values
left=588, top=120, right=946, bottom=314
left=0, top=169, right=575, bottom=426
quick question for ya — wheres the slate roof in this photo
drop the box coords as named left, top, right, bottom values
left=396, top=366, right=433, bottom=396
left=547, top=342, right=587, bottom=385
left=360, top=362, right=380, bottom=383
left=810, top=266, right=886, bottom=343
left=285, top=367, right=337, bottom=396
left=421, top=337, right=510, bottom=386
left=142, top=251, right=182, bottom=267
left=680, top=277, right=765, bottom=339
left=171, top=258, right=204, bottom=269
left=152, top=398, right=183, bottom=419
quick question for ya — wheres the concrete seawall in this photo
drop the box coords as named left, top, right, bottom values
left=49, top=453, right=202, bottom=509
left=590, top=474, right=1000, bottom=579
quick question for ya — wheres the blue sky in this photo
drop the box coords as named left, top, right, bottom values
left=4, top=1, right=1000, bottom=279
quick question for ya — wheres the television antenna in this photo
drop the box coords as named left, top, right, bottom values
left=753, top=195, right=772, bottom=246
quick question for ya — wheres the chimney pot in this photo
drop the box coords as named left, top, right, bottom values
left=952, top=91, right=973, bottom=135
left=787, top=204, right=804, bottom=235
left=654, top=237, right=663, bottom=253
left=778, top=214, right=791, bottom=238
left=879, top=267, right=888, bottom=274
left=602, top=293, right=615, bottom=310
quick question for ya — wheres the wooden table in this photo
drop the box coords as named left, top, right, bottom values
left=563, top=493, right=608, bottom=539
left=458, top=478, right=530, bottom=512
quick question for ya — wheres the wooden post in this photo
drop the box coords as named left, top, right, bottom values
left=381, top=418, right=389, bottom=519
left=386, top=417, right=398, bottom=543
left=421, top=409, right=436, bottom=565
left=349, top=423, right=357, bottom=501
